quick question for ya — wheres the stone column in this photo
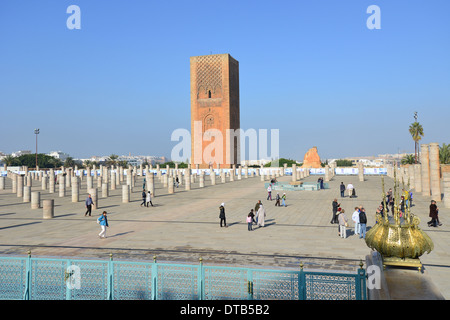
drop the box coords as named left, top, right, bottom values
left=147, top=172, right=155, bottom=196
left=41, top=175, right=47, bottom=191
left=49, top=171, right=55, bottom=193
left=0, top=176, right=4, bottom=190
left=17, top=175, right=24, bottom=198
left=230, top=165, right=235, bottom=182
left=31, top=191, right=40, bottom=209
left=199, top=173, right=205, bottom=188
left=291, top=164, right=296, bottom=182
left=210, top=169, right=216, bottom=185
left=111, top=170, right=116, bottom=190
left=23, top=186, right=31, bottom=202
left=163, top=173, right=168, bottom=187
left=26, top=173, right=32, bottom=187
left=97, top=176, right=102, bottom=188
left=115, top=167, right=120, bottom=187
left=221, top=170, right=226, bottom=183
left=66, top=170, right=71, bottom=189
left=72, top=176, right=79, bottom=202
left=43, top=199, right=54, bottom=219
left=87, top=175, right=93, bottom=190
left=429, top=143, right=442, bottom=201
left=185, top=169, right=191, bottom=190
left=414, top=164, right=422, bottom=193
left=89, top=188, right=98, bottom=208
left=358, top=162, right=364, bottom=182
left=237, top=166, right=242, bottom=180
left=122, top=184, right=130, bottom=203
left=102, top=183, right=109, bottom=198
left=127, top=168, right=132, bottom=188
left=325, top=165, right=330, bottom=182
left=260, top=168, right=265, bottom=181
left=421, top=144, right=431, bottom=196
left=443, top=170, right=450, bottom=208
left=59, top=175, right=65, bottom=197
left=11, top=174, right=17, bottom=193
left=168, top=176, right=174, bottom=194
left=407, top=164, right=415, bottom=190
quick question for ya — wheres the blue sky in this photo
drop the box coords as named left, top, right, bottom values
left=0, top=0, right=449, bottom=161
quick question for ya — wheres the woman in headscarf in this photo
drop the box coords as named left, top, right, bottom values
left=219, top=203, right=227, bottom=227
left=256, top=203, right=266, bottom=228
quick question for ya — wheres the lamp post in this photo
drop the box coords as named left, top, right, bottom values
left=34, top=129, right=39, bottom=170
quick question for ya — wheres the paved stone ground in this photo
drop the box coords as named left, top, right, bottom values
left=0, top=172, right=449, bottom=298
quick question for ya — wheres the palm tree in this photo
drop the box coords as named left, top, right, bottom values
left=409, top=121, right=424, bottom=163
left=3, top=155, right=17, bottom=166
left=440, top=143, right=450, bottom=164
left=401, top=154, right=415, bottom=165
left=106, top=154, right=119, bottom=166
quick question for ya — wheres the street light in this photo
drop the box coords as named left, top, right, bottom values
left=34, top=129, right=39, bottom=170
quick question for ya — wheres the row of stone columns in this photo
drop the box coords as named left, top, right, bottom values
left=387, top=142, right=448, bottom=207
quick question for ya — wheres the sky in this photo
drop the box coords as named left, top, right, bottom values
left=0, top=0, right=449, bottom=161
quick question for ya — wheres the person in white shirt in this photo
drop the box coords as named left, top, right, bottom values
left=267, top=185, right=272, bottom=201
left=347, top=183, right=354, bottom=198
left=352, top=207, right=360, bottom=235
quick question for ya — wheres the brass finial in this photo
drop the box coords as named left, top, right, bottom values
left=153, top=255, right=157, bottom=263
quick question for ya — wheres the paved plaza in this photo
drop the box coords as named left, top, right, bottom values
left=0, top=172, right=449, bottom=299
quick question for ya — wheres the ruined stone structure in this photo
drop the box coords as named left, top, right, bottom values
left=301, top=146, right=322, bottom=168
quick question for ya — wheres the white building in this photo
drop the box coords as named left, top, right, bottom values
left=47, top=151, right=71, bottom=161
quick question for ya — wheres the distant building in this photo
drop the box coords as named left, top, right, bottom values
left=47, top=151, right=70, bottom=161
left=11, top=150, right=31, bottom=157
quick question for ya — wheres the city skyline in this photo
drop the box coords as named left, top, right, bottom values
left=1, top=1, right=449, bottom=161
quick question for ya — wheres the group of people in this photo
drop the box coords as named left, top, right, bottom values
left=140, top=190, right=154, bottom=207
left=267, top=184, right=287, bottom=207
left=247, top=200, right=267, bottom=231
left=218, top=200, right=268, bottom=231
left=339, top=182, right=356, bottom=198
left=330, top=199, right=368, bottom=239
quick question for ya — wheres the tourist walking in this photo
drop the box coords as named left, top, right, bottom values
left=275, top=192, right=281, bottom=206
left=340, top=182, right=345, bottom=198
left=352, top=207, right=360, bottom=236
left=359, top=207, right=367, bottom=239
left=140, top=190, right=146, bottom=207
left=219, top=203, right=227, bottom=227
left=281, top=193, right=287, bottom=207
left=256, top=203, right=266, bottom=228
left=428, top=200, right=439, bottom=227
left=347, top=183, right=354, bottom=198
left=267, top=184, right=272, bottom=201
left=146, top=191, right=153, bottom=207
left=85, top=194, right=94, bottom=216
left=97, top=211, right=109, bottom=239
left=338, top=209, right=348, bottom=238
left=331, top=199, right=340, bottom=224
left=255, top=200, right=262, bottom=224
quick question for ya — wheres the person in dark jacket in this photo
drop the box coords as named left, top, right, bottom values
left=331, top=199, right=340, bottom=224
left=140, top=190, right=146, bottom=207
left=219, top=203, right=227, bottom=227
left=340, top=182, right=345, bottom=197
left=428, top=200, right=439, bottom=227
left=359, top=208, right=367, bottom=239
left=85, top=194, right=94, bottom=216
